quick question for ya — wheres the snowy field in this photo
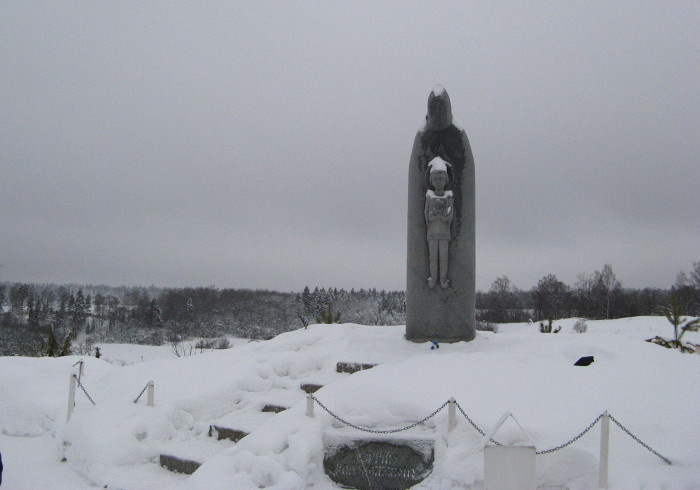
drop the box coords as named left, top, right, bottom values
left=0, top=317, right=698, bottom=489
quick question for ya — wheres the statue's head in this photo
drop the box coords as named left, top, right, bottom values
left=426, top=85, right=452, bottom=131
left=428, top=156, right=451, bottom=191
left=430, top=170, right=448, bottom=192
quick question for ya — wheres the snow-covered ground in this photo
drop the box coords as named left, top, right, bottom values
left=0, top=317, right=698, bottom=489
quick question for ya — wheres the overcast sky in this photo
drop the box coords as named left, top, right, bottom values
left=2, top=2, right=698, bottom=293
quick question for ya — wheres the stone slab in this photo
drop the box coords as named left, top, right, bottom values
left=261, top=404, right=288, bottom=413
left=324, top=439, right=433, bottom=489
left=159, top=454, right=201, bottom=475
left=208, top=425, right=248, bottom=443
left=336, top=362, right=378, bottom=374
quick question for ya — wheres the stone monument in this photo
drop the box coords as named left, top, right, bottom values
left=406, top=86, right=475, bottom=342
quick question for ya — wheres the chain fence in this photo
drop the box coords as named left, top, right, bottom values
left=311, top=394, right=449, bottom=434
left=311, top=395, right=672, bottom=465
left=609, top=414, right=672, bottom=465
left=133, top=382, right=151, bottom=404
left=72, top=374, right=96, bottom=406
left=72, top=359, right=84, bottom=383
left=535, top=414, right=603, bottom=455
left=454, top=400, right=502, bottom=446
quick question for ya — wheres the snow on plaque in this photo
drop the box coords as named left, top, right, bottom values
left=323, top=439, right=433, bottom=489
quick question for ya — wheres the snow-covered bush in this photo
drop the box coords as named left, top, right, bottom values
left=214, top=337, right=231, bottom=349
left=476, top=320, right=498, bottom=333
left=573, top=319, right=588, bottom=333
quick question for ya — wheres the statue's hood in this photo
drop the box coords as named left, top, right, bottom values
left=426, top=85, right=452, bottom=131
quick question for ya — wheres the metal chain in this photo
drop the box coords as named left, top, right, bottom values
left=311, top=396, right=673, bottom=465
left=311, top=395, right=449, bottom=434
left=133, top=383, right=150, bottom=404
left=454, top=401, right=502, bottom=445
left=536, top=414, right=603, bottom=454
left=608, top=414, right=672, bottom=465
left=73, top=374, right=96, bottom=406
left=72, top=359, right=84, bottom=383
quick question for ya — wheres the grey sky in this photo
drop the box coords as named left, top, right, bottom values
left=2, top=2, right=698, bottom=293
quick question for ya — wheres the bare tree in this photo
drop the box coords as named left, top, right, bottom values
left=574, top=272, right=598, bottom=318
left=691, top=261, right=700, bottom=289
left=597, top=264, right=621, bottom=319
left=532, top=274, right=571, bottom=320
left=485, top=276, right=522, bottom=322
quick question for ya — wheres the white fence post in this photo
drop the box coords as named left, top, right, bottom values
left=306, top=393, right=314, bottom=417
left=599, top=411, right=610, bottom=489
left=448, top=398, right=456, bottom=431
left=67, top=374, right=77, bottom=422
left=147, top=381, right=155, bottom=407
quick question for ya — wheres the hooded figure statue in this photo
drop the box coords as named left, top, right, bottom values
left=406, top=85, right=475, bottom=342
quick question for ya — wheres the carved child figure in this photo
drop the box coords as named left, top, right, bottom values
left=424, top=157, right=453, bottom=289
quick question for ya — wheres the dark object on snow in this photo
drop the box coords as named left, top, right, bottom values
left=261, top=404, right=287, bottom=413
left=574, top=356, right=594, bottom=366
left=159, top=454, right=201, bottom=475
left=208, top=425, right=248, bottom=443
left=324, top=440, right=434, bottom=489
left=300, top=383, right=323, bottom=393
left=431, top=340, right=440, bottom=350
left=336, top=362, right=377, bottom=374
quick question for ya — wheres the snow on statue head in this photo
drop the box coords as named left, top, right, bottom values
left=427, top=156, right=452, bottom=194
left=428, top=156, right=449, bottom=174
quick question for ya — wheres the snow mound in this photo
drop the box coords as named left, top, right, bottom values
left=0, top=318, right=698, bottom=489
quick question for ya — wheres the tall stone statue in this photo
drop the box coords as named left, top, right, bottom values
left=406, top=86, right=475, bottom=342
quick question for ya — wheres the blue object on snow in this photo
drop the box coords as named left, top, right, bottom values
left=431, top=340, right=440, bottom=350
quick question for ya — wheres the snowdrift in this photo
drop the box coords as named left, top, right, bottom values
left=0, top=317, right=698, bottom=489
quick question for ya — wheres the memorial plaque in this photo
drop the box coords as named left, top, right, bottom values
left=324, top=440, right=433, bottom=489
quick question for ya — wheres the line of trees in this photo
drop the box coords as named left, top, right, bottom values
left=1, top=260, right=697, bottom=356
left=477, top=261, right=700, bottom=323
left=0, top=283, right=407, bottom=356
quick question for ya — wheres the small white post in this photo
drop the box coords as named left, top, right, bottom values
left=146, top=381, right=155, bottom=407
left=67, top=374, right=77, bottom=422
left=599, top=411, right=610, bottom=489
left=483, top=412, right=537, bottom=490
left=448, top=398, right=457, bottom=431
left=306, top=393, right=314, bottom=417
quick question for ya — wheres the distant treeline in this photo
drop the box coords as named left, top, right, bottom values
left=476, top=262, right=700, bottom=323
left=0, top=260, right=698, bottom=356
left=0, top=283, right=406, bottom=356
